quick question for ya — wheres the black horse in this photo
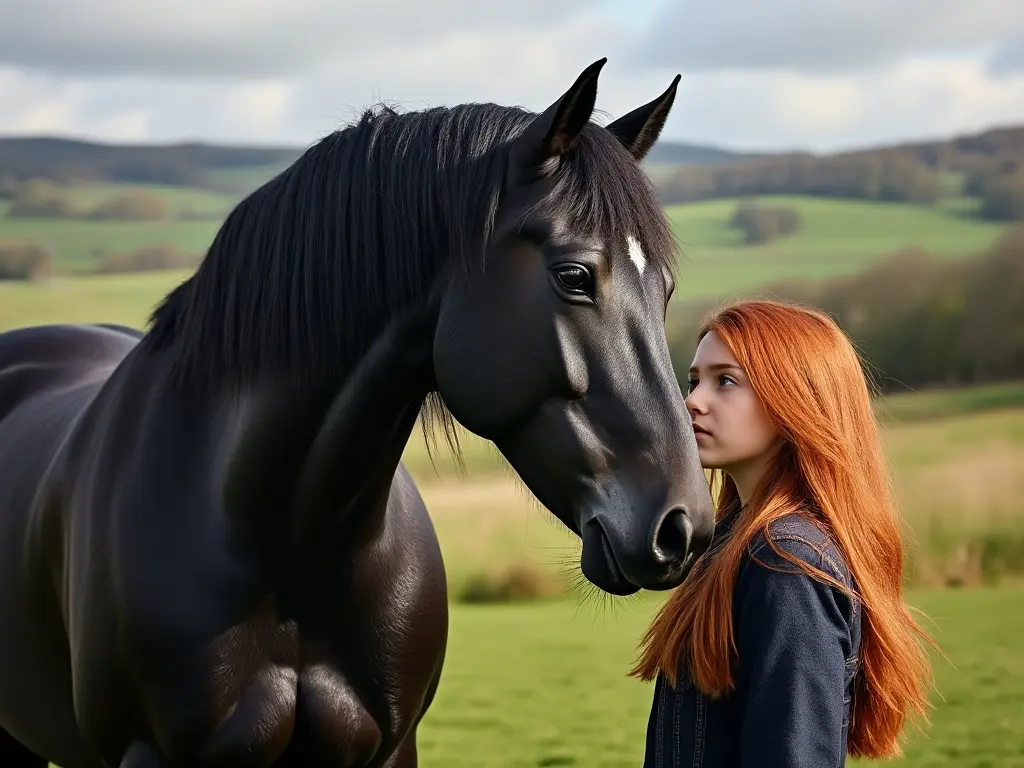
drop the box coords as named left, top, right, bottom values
left=0, top=59, right=714, bottom=767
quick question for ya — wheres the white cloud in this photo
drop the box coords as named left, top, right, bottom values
left=632, top=0, right=1024, bottom=75
left=989, top=37, right=1024, bottom=76
left=0, top=5, right=668, bottom=147
left=223, top=82, right=293, bottom=137
left=0, top=0, right=601, bottom=78
left=0, top=0, right=1021, bottom=153
left=667, top=58, right=1024, bottom=152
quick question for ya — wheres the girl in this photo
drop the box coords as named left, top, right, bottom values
left=632, top=299, right=935, bottom=767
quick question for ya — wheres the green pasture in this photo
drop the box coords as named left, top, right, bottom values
left=405, top=393, right=1024, bottom=766
left=0, top=182, right=242, bottom=272
left=416, top=585, right=1024, bottom=767
left=400, top=381, right=1024, bottom=485
left=0, top=270, right=193, bottom=332
left=874, top=381, right=1024, bottom=426
left=54, top=182, right=235, bottom=218
left=0, top=208, right=221, bottom=276
left=204, top=162, right=293, bottom=194
left=41, top=387, right=1024, bottom=766
left=665, top=196, right=1007, bottom=300
left=1, top=185, right=1010, bottom=296
left=5, top=178, right=1019, bottom=765
left=403, top=392, right=1024, bottom=594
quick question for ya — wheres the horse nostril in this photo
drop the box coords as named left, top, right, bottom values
left=653, top=507, right=693, bottom=565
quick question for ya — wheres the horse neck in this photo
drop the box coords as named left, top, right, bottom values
left=274, top=300, right=440, bottom=559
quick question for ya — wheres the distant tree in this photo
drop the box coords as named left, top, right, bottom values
left=729, top=199, right=802, bottom=244
left=0, top=175, right=17, bottom=199
left=88, top=190, right=171, bottom=221
left=0, top=239, right=53, bottom=281
left=5, top=179, right=84, bottom=218
left=979, top=171, right=1024, bottom=221
left=958, top=226, right=1024, bottom=380
left=665, top=228, right=1024, bottom=392
left=94, top=243, right=201, bottom=274
left=655, top=152, right=945, bottom=205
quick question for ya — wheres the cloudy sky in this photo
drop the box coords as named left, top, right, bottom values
left=1, top=0, right=1022, bottom=153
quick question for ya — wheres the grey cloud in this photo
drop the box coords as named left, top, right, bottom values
left=0, top=0, right=601, bottom=78
left=0, top=8, right=650, bottom=145
left=989, top=38, right=1024, bottom=77
left=629, top=0, right=1024, bottom=74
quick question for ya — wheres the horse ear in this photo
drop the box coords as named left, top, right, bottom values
left=511, top=57, right=607, bottom=174
left=605, top=74, right=681, bottom=162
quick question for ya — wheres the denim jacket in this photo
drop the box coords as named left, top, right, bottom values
left=643, top=512, right=862, bottom=767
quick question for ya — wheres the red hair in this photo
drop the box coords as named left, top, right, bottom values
left=631, top=299, right=934, bottom=759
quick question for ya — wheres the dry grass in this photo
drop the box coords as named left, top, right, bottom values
left=891, top=431, right=1024, bottom=587
left=409, top=405, right=1024, bottom=601
left=416, top=479, right=581, bottom=602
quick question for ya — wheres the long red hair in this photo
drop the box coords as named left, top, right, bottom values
left=631, top=299, right=935, bottom=759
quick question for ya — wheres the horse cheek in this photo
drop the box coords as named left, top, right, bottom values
left=433, top=290, right=555, bottom=439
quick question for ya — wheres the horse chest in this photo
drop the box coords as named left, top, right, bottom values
left=278, top=661, right=389, bottom=765
left=126, top=612, right=405, bottom=767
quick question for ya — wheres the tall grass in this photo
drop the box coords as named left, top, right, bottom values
left=400, top=388, right=1024, bottom=601
left=414, top=585, right=1024, bottom=767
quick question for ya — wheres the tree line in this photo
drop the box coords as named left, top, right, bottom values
left=3, top=125, right=1022, bottom=212
left=968, top=166, right=1024, bottom=222
left=666, top=225, right=1024, bottom=393
left=656, top=151, right=945, bottom=205
left=2, top=179, right=233, bottom=222
left=729, top=200, right=802, bottom=244
left=653, top=126, right=1024, bottom=220
left=5, top=180, right=176, bottom=221
left=0, top=240, right=202, bottom=279
left=0, top=137, right=299, bottom=194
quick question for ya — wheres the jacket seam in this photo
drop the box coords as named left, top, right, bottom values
left=749, top=532, right=848, bottom=584
left=656, top=676, right=666, bottom=768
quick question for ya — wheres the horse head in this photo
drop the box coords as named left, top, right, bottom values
left=433, top=59, right=715, bottom=596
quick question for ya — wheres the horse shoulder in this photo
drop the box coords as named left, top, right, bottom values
left=59, top=375, right=302, bottom=766
left=275, top=465, right=446, bottom=765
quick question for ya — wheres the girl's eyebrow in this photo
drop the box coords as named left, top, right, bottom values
left=688, top=363, right=743, bottom=374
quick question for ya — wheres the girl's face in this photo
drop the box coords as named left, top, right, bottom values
left=685, top=330, right=781, bottom=475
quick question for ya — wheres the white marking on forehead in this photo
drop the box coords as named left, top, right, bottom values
left=626, top=235, right=646, bottom=275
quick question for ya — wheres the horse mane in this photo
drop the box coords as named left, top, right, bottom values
left=146, top=101, right=678, bottom=401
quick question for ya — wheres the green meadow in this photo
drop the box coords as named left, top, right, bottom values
left=8, top=178, right=1019, bottom=766
left=663, top=195, right=1006, bottom=299
left=33, top=383, right=1023, bottom=767
left=401, top=385, right=1024, bottom=598
left=0, top=269, right=193, bottom=331
left=0, top=185, right=1011, bottom=314
left=397, top=389, right=1024, bottom=766
left=416, top=586, right=1024, bottom=767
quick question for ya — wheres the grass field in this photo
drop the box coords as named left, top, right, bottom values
left=873, top=381, right=1024, bottom=426
left=0, top=269, right=193, bottom=332
left=6, top=177, right=1020, bottom=765
left=9, top=347, right=1016, bottom=767
left=664, top=196, right=1007, bottom=299
left=416, top=585, right=1024, bottom=766
left=1, top=185, right=1011, bottom=302
left=204, top=162, right=294, bottom=195
left=403, top=390, right=1024, bottom=766
left=403, top=391, right=1024, bottom=597
left=0, top=181, right=238, bottom=273
left=54, top=182, right=235, bottom=218
left=37, top=384, right=1024, bottom=766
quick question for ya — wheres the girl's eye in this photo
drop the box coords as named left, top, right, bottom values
left=686, top=378, right=698, bottom=393
left=719, top=375, right=736, bottom=387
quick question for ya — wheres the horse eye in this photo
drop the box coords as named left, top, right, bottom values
left=552, top=263, right=594, bottom=297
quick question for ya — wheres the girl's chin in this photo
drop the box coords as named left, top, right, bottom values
left=696, top=449, right=718, bottom=468
left=697, top=451, right=729, bottom=472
